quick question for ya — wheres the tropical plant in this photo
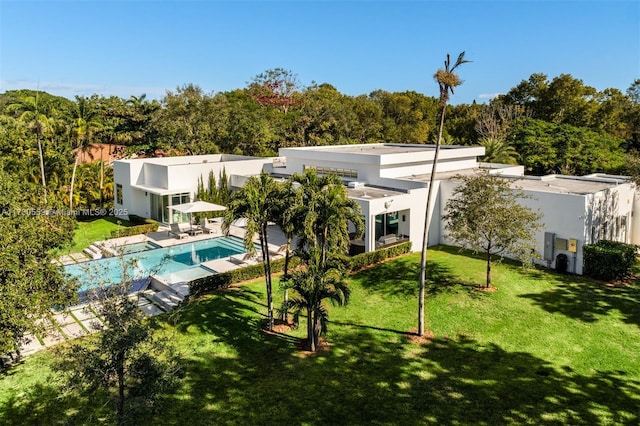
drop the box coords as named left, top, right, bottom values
left=69, top=95, right=104, bottom=210
left=418, top=51, right=470, bottom=336
left=479, top=137, right=519, bottom=164
left=223, top=171, right=282, bottom=330
left=285, top=169, right=364, bottom=351
left=283, top=247, right=350, bottom=352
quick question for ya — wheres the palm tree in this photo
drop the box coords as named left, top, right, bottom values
left=283, top=247, right=350, bottom=352
left=271, top=180, right=300, bottom=322
left=418, top=52, right=470, bottom=336
left=479, top=137, right=519, bottom=164
left=6, top=93, right=51, bottom=202
left=285, top=169, right=364, bottom=351
left=223, top=171, right=281, bottom=331
left=69, top=96, right=103, bottom=210
left=291, top=169, right=364, bottom=263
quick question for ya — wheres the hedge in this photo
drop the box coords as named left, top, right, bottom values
left=583, top=240, right=637, bottom=281
left=190, top=255, right=301, bottom=295
left=110, top=216, right=159, bottom=238
left=190, top=240, right=413, bottom=295
left=348, top=241, right=412, bottom=272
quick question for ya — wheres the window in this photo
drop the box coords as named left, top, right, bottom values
left=303, top=165, right=358, bottom=179
left=116, top=184, right=123, bottom=205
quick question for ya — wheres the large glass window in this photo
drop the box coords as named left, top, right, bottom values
left=304, top=165, right=358, bottom=179
left=169, top=193, right=190, bottom=224
left=375, top=211, right=399, bottom=242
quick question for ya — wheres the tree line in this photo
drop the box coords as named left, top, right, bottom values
left=1, top=70, right=639, bottom=211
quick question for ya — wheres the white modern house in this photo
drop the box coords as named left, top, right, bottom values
left=113, top=143, right=639, bottom=275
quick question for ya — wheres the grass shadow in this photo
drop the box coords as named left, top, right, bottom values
left=352, top=252, right=476, bottom=297
left=519, top=269, right=640, bottom=328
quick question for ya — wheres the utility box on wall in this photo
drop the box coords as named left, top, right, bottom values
left=544, top=232, right=555, bottom=261
left=555, top=238, right=568, bottom=251
left=568, top=238, right=578, bottom=253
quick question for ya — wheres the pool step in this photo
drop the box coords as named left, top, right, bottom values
left=83, top=244, right=103, bottom=260
left=149, top=289, right=184, bottom=311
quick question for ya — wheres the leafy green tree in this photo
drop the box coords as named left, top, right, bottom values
left=509, top=118, right=626, bottom=175
left=55, top=270, right=181, bottom=425
left=443, top=172, right=543, bottom=288
left=223, top=172, right=282, bottom=330
left=0, top=170, right=76, bottom=359
left=419, top=51, right=470, bottom=337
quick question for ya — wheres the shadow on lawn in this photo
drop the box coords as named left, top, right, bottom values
left=3, top=285, right=639, bottom=425
left=151, top=285, right=640, bottom=425
left=353, top=255, right=476, bottom=297
left=520, top=270, right=640, bottom=328
left=165, top=321, right=639, bottom=425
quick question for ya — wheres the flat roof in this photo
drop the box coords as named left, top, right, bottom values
left=402, top=168, right=628, bottom=195
left=348, top=185, right=405, bottom=200
left=514, top=175, right=628, bottom=195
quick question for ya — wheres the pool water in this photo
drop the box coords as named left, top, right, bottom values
left=119, top=241, right=162, bottom=255
left=66, top=236, right=249, bottom=291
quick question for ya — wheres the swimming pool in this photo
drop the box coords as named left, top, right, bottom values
left=119, top=241, right=162, bottom=255
left=65, top=236, right=249, bottom=292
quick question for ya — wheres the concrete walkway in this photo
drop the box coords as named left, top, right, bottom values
left=17, top=293, right=166, bottom=358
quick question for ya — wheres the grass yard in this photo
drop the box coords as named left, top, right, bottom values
left=59, top=217, right=134, bottom=254
left=1, top=246, right=639, bottom=424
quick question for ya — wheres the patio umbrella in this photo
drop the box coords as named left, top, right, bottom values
left=168, top=201, right=227, bottom=230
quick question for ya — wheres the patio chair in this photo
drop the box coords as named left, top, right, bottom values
left=269, top=244, right=288, bottom=258
left=169, top=223, right=189, bottom=239
left=229, top=252, right=259, bottom=265
left=200, top=218, right=218, bottom=234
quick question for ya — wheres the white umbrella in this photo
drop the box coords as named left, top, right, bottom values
left=168, top=201, right=226, bottom=230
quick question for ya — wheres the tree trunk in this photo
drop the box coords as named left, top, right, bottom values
left=307, top=306, right=315, bottom=352
left=116, top=353, right=125, bottom=426
left=260, top=225, right=273, bottom=331
left=283, top=236, right=291, bottom=322
left=37, top=137, right=47, bottom=203
left=486, top=250, right=492, bottom=288
left=418, top=103, right=447, bottom=336
left=69, top=153, right=80, bottom=210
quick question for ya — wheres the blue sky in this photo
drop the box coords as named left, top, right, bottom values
left=1, top=1, right=638, bottom=105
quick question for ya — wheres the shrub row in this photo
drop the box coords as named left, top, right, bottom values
left=190, top=241, right=413, bottom=295
left=190, top=256, right=301, bottom=295
left=348, top=241, right=412, bottom=272
left=583, top=240, right=637, bottom=281
left=110, top=217, right=159, bottom=238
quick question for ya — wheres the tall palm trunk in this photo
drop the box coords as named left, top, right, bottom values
left=260, top=224, right=274, bottom=330
left=418, top=105, right=446, bottom=336
left=69, top=153, right=80, bottom=210
left=37, top=136, right=47, bottom=203
left=307, top=306, right=315, bottom=352
left=35, top=90, right=47, bottom=203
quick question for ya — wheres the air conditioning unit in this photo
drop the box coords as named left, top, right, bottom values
left=348, top=181, right=365, bottom=189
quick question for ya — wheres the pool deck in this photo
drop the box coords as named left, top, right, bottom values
left=23, top=223, right=291, bottom=361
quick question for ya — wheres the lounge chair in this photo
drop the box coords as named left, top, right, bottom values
left=229, top=252, right=259, bottom=265
left=200, top=218, right=218, bottom=234
left=269, top=244, right=288, bottom=258
left=169, top=223, right=189, bottom=239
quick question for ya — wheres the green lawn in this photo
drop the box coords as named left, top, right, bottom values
left=58, top=217, right=134, bottom=254
left=2, top=246, right=639, bottom=425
